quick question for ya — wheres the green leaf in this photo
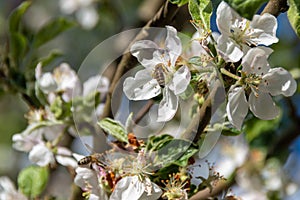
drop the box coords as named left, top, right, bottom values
left=188, top=0, right=212, bottom=30
left=153, top=138, right=198, bottom=167
left=39, top=50, right=63, bottom=67
left=98, top=118, right=128, bottom=143
left=169, top=0, right=189, bottom=6
left=9, top=32, right=28, bottom=63
left=17, top=166, right=49, bottom=198
left=146, top=134, right=174, bottom=152
left=221, top=125, right=242, bottom=136
left=9, top=2, right=31, bottom=33
left=33, top=18, right=75, bottom=48
left=244, top=117, right=280, bottom=142
left=179, top=84, right=194, bottom=100
left=288, top=0, right=300, bottom=37
left=224, top=0, right=267, bottom=20
left=50, top=96, right=72, bottom=120
left=189, top=56, right=203, bottom=66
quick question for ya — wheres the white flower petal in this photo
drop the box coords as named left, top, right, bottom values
left=216, top=1, right=240, bottom=36
left=38, top=72, right=58, bottom=93
left=130, top=40, right=162, bottom=69
left=83, top=75, right=110, bottom=97
left=56, top=147, right=78, bottom=168
left=109, top=176, right=145, bottom=200
left=168, top=66, right=191, bottom=95
left=54, top=63, right=82, bottom=100
left=226, top=86, right=248, bottom=130
left=165, top=26, right=182, bottom=66
left=250, top=13, right=279, bottom=45
left=139, top=182, right=162, bottom=200
left=157, top=88, right=178, bottom=122
left=74, top=167, right=98, bottom=190
left=242, top=47, right=271, bottom=75
left=29, top=143, right=55, bottom=166
left=56, top=155, right=78, bottom=168
left=12, top=134, right=35, bottom=152
left=0, top=176, right=16, bottom=194
left=217, top=35, right=243, bottom=62
left=262, top=67, right=297, bottom=97
left=76, top=6, right=99, bottom=30
left=0, top=177, right=27, bottom=200
left=123, top=69, right=161, bottom=100
left=249, top=90, right=279, bottom=120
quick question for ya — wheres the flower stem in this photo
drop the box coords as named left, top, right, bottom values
left=220, top=68, right=240, bottom=80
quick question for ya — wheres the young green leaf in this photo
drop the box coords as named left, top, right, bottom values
left=98, top=118, right=128, bottom=143
left=33, top=18, right=75, bottom=48
left=224, top=0, right=267, bottom=20
left=153, top=138, right=198, bottom=167
left=169, top=0, right=189, bottom=6
left=17, top=166, right=49, bottom=198
left=188, top=0, right=212, bottom=30
left=146, top=134, right=174, bottom=152
left=9, top=1, right=31, bottom=33
left=288, top=0, right=300, bottom=37
left=221, top=125, right=242, bottom=136
left=9, top=32, right=28, bottom=64
left=39, top=50, right=63, bottom=67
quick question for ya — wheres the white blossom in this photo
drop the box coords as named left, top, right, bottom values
left=216, top=1, right=278, bottom=62
left=0, top=177, right=27, bottom=200
left=29, top=143, right=55, bottom=167
left=123, top=26, right=191, bottom=122
left=110, top=175, right=162, bottom=200
left=59, top=0, right=99, bottom=29
left=74, top=167, right=108, bottom=200
left=35, top=63, right=82, bottom=103
left=226, top=47, right=297, bottom=129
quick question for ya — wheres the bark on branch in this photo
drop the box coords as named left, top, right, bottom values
left=261, top=0, right=289, bottom=16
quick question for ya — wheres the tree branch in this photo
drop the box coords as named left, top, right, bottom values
left=181, top=80, right=225, bottom=143
left=261, top=0, right=289, bottom=16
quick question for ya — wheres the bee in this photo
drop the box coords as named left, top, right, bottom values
left=153, top=63, right=167, bottom=87
left=78, top=153, right=105, bottom=168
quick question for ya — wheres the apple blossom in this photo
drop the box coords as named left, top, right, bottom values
left=123, top=26, right=191, bottom=122
left=74, top=167, right=108, bottom=200
left=35, top=62, right=82, bottom=103
left=216, top=1, right=278, bottom=62
left=226, top=47, right=297, bottom=129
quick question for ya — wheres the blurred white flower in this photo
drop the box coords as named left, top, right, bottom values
left=59, top=0, right=99, bottom=29
left=29, top=143, right=55, bottom=167
left=227, top=47, right=296, bottom=129
left=216, top=1, right=278, bottom=62
left=123, top=26, right=191, bottom=122
left=0, top=176, right=27, bottom=200
left=12, top=125, right=77, bottom=167
left=83, top=75, right=110, bottom=98
left=35, top=63, right=82, bottom=103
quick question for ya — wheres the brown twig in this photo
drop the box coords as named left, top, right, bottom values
left=133, top=100, right=154, bottom=125
left=261, top=0, right=289, bottom=16
left=181, top=80, right=225, bottom=143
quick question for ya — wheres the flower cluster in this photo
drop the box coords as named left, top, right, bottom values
left=12, top=62, right=109, bottom=167
left=7, top=1, right=298, bottom=200
left=123, top=1, right=296, bottom=131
